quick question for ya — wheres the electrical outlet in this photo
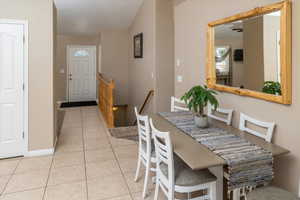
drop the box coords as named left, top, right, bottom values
left=177, top=75, right=183, bottom=83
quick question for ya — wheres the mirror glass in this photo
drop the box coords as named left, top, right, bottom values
left=214, top=11, right=281, bottom=95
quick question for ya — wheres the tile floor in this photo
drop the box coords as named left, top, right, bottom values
left=0, top=106, right=165, bottom=200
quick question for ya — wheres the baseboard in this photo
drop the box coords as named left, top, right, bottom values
left=25, top=148, right=54, bottom=157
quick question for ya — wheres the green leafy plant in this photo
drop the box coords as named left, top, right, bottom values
left=181, top=85, right=219, bottom=117
left=262, top=81, right=282, bottom=95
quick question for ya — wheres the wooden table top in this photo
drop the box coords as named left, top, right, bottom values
left=149, top=113, right=290, bottom=170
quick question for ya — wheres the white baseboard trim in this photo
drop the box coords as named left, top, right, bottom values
left=25, top=148, right=54, bottom=157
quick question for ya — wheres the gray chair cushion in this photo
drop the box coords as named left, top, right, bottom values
left=247, top=186, right=300, bottom=200
left=160, top=156, right=216, bottom=187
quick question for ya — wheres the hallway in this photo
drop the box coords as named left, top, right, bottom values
left=0, top=106, right=162, bottom=200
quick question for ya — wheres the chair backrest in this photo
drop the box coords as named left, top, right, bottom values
left=239, top=113, right=275, bottom=143
left=171, top=96, right=189, bottom=112
left=135, top=107, right=152, bottom=158
left=207, top=103, right=234, bottom=125
left=150, top=119, right=175, bottom=199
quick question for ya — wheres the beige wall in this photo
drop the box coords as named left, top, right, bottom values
left=0, top=0, right=55, bottom=151
left=55, top=35, right=101, bottom=101
left=174, top=0, right=300, bottom=194
left=128, top=0, right=174, bottom=122
left=155, top=0, right=175, bottom=112
left=128, top=0, right=156, bottom=122
left=101, top=30, right=130, bottom=105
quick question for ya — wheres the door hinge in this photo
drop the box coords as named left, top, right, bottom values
left=22, top=84, right=25, bottom=91
left=23, top=36, right=25, bottom=44
left=22, top=131, right=25, bottom=139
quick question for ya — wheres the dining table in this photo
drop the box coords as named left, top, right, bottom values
left=149, top=112, right=290, bottom=200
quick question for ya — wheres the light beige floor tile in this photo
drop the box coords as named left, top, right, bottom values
left=0, top=160, right=20, bottom=176
left=0, top=188, right=44, bottom=200
left=105, top=195, right=132, bottom=200
left=62, top=122, right=82, bottom=129
left=114, top=145, right=138, bottom=160
left=85, top=149, right=115, bottom=163
left=55, top=143, right=84, bottom=154
left=52, top=152, right=84, bottom=168
left=0, top=176, right=10, bottom=194
left=132, top=190, right=166, bottom=200
left=59, top=127, right=83, bottom=137
left=84, top=138, right=111, bottom=150
left=58, top=135, right=83, bottom=144
left=118, top=158, right=138, bottom=173
left=124, top=172, right=155, bottom=194
left=44, top=181, right=87, bottom=200
left=86, top=160, right=122, bottom=179
left=48, top=165, right=85, bottom=186
left=83, top=126, right=102, bottom=134
left=4, top=170, right=48, bottom=194
left=87, top=175, right=129, bottom=200
left=15, top=156, right=52, bottom=174
left=110, top=138, right=137, bottom=147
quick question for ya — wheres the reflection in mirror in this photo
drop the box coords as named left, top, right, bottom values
left=214, top=11, right=281, bottom=95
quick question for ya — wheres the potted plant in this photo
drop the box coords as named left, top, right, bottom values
left=262, top=81, right=282, bottom=96
left=181, top=85, right=218, bottom=128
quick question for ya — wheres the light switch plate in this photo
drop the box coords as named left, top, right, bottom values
left=176, top=59, right=181, bottom=67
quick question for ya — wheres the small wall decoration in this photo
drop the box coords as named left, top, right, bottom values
left=134, top=33, right=143, bottom=58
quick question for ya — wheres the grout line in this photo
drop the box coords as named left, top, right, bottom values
left=0, top=159, right=22, bottom=196
left=80, top=107, right=90, bottom=200
left=96, top=111, right=135, bottom=200
left=41, top=139, right=56, bottom=199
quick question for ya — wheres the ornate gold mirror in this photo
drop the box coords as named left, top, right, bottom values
left=206, top=1, right=292, bottom=104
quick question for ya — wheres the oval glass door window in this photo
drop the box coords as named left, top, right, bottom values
left=74, top=50, right=89, bottom=57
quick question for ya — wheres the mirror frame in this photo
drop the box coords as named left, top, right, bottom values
left=206, top=1, right=292, bottom=104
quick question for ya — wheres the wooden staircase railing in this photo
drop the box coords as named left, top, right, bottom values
left=98, top=73, right=115, bottom=128
left=133, top=90, right=154, bottom=125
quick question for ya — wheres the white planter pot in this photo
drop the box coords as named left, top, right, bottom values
left=194, top=115, right=208, bottom=128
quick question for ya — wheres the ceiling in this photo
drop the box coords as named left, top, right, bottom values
left=54, top=0, right=144, bottom=36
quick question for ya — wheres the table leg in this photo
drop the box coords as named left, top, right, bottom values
left=209, top=166, right=223, bottom=200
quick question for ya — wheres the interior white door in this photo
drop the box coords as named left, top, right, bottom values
left=68, top=46, right=96, bottom=102
left=0, top=23, right=25, bottom=158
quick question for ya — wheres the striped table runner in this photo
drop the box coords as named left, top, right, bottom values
left=159, top=111, right=273, bottom=190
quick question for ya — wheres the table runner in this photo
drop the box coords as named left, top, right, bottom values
left=159, top=111, right=274, bottom=190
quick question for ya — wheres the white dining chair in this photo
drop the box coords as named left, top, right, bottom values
left=134, top=107, right=156, bottom=198
left=171, top=96, right=189, bottom=112
left=208, top=103, right=234, bottom=125
left=150, top=119, right=217, bottom=200
left=239, top=113, right=275, bottom=143
left=230, top=113, right=276, bottom=200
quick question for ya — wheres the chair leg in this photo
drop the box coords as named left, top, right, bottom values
left=142, top=162, right=151, bottom=198
left=134, top=155, right=142, bottom=182
left=210, top=182, right=217, bottom=200
left=154, top=180, right=160, bottom=200
left=233, top=188, right=240, bottom=200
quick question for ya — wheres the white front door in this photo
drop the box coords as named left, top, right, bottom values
left=0, top=23, right=25, bottom=158
left=67, top=46, right=96, bottom=102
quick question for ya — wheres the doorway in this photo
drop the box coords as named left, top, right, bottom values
left=0, top=20, right=28, bottom=159
left=67, top=45, right=97, bottom=102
